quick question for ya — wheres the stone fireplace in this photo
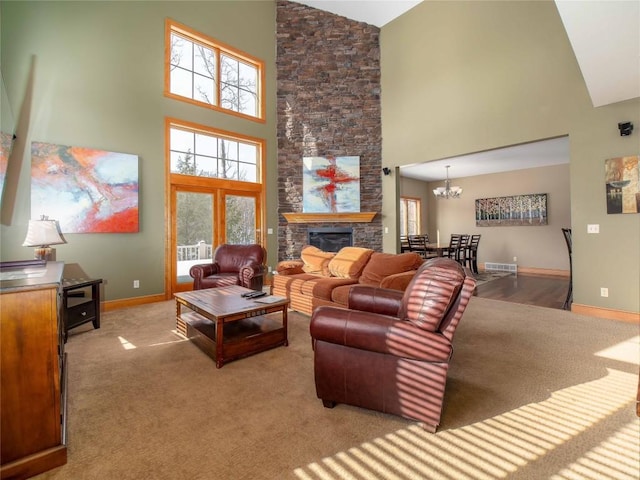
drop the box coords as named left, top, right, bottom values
left=276, top=1, right=383, bottom=261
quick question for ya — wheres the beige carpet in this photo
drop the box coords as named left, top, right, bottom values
left=38, top=298, right=639, bottom=480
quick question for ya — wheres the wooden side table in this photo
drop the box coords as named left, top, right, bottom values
left=62, top=278, right=102, bottom=342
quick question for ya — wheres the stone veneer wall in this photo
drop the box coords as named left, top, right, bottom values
left=276, top=1, right=383, bottom=260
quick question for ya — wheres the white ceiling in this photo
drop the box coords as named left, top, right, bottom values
left=295, top=1, right=422, bottom=28
left=293, top=0, right=639, bottom=181
left=401, top=136, right=569, bottom=182
left=555, top=0, right=640, bottom=108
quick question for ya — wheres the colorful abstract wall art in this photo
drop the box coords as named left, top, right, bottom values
left=475, top=193, right=548, bottom=226
left=31, top=142, right=139, bottom=233
left=0, top=132, right=13, bottom=204
left=605, top=155, right=639, bottom=214
left=302, top=156, right=360, bottom=213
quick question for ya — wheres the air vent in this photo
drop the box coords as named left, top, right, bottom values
left=485, top=262, right=518, bottom=273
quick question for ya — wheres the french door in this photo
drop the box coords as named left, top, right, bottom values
left=169, top=185, right=261, bottom=294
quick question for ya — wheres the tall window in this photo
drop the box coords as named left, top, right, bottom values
left=165, top=19, right=264, bottom=121
left=166, top=118, right=265, bottom=294
left=400, top=197, right=421, bottom=236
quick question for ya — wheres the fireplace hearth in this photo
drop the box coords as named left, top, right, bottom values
left=308, top=227, right=353, bottom=252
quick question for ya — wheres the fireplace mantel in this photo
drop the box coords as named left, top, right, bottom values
left=282, top=212, right=377, bottom=224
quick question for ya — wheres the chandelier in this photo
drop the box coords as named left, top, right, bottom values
left=433, top=165, right=462, bottom=199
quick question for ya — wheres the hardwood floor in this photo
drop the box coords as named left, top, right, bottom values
left=474, top=273, right=570, bottom=310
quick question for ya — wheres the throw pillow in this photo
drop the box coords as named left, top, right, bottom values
left=359, top=252, right=423, bottom=286
left=327, top=247, right=374, bottom=279
left=300, top=245, right=335, bottom=276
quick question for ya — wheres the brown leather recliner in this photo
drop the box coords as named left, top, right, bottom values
left=189, top=244, right=266, bottom=291
left=309, top=257, right=477, bottom=432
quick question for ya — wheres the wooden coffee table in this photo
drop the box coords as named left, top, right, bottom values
left=174, top=285, right=290, bottom=368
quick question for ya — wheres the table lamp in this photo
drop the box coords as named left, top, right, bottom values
left=22, top=215, right=67, bottom=261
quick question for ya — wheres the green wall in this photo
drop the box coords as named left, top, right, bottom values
left=0, top=1, right=278, bottom=301
left=381, top=1, right=639, bottom=313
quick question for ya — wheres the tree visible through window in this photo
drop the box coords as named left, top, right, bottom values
left=169, top=122, right=259, bottom=183
left=400, top=197, right=421, bottom=236
left=166, top=19, right=264, bottom=121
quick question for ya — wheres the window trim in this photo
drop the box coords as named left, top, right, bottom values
left=164, top=18, right=266, bottom=123
left=166, top=117, right=265, bottom=187
left=165, top=117, right=266, bottom=297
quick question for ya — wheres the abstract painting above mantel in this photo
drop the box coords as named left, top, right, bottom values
left=31, top=141, right=139, bottom=233
left=605, top=155, right=639, bottom=214
left=475, top=193, right=547, bottom=227
left=302, top=156, right=360, bottom=213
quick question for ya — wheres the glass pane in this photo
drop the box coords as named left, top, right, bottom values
left=193, top=44, right=215, bottom=78
left=171, top=128, right=194, bottom=153
left=219, top=139, right=238, bottom=161
left=220, top=83, right=239, bottom=111
left=195, top=133, right=218, bottom=157
left=171, top=34, right=193, bottom=70
left=239, top=90, right=257, bottom=116
left=225, top=195, right=255, bottom=244
left=238, top=61, right=257, bottom=93
left=194, top=73, right=215, bottom=104
left=170, top=67, right=192, bottom=98
left=171, top=151, right=197, bottom=175
left=221, top=54, right=238, bottom=84
left=238, top=162, right=257, bottom=183
left=195, top=155, right=217, bottom=177
left=221, top=159, right=238, bottom=180
left=176, top=191, right=213, bottom=284
left=238, top=143, right=257, bottom=164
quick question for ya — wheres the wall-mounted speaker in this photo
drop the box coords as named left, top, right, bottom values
left=618, top=121, right=633, bottom=136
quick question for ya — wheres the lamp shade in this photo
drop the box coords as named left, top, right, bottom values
left=22, top=219, right=67, bottom=247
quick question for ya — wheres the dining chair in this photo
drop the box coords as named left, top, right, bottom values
left=408, top=235, right=428, bottom=258
left=561, top=228, right=572, bottom=310
left=465, top=234, right=481, bottom=274
left=400, top=236, right=411, bottom=253
left=445, top=234, right=468, bottom=265
left=444, top=234, right=460, bottom=260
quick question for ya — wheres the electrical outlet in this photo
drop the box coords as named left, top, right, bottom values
left=600, top=287, right=608, bottom=297
left=133, top=280, right=140, bottom=288
left=587, top=224, right=600, bottom=234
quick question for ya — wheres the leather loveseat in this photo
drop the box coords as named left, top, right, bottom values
left=272, top=245, right=423, bottom=315
left=309, top=257, right=477, bottom=432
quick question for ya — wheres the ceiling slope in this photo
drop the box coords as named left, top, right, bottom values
left=555, top=0, right=640, bottom=107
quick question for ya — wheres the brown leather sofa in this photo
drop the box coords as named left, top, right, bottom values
left=272, top=246, right=424, bottom=315
left=189, top=243, right=266, bottom=291
left=309, top=257, right=477, bottom=432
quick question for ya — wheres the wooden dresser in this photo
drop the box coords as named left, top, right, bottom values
left=1, top=261, right=67, bottom=479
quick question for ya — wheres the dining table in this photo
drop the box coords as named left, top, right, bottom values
left=425, top=243, right=452, bottom=257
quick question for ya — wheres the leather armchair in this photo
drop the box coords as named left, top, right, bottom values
left=189, top=244, right=266, bottom=291
left=309, top=257, right=477, bottom=432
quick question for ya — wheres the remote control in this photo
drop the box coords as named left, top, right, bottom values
left=247, top=291, right=267, bottom=299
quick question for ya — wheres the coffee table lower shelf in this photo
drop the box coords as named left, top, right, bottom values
left=177, top=311, right=287, bottom=368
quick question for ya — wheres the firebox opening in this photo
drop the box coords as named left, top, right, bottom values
left=308, top=227, right=353, bottom=253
